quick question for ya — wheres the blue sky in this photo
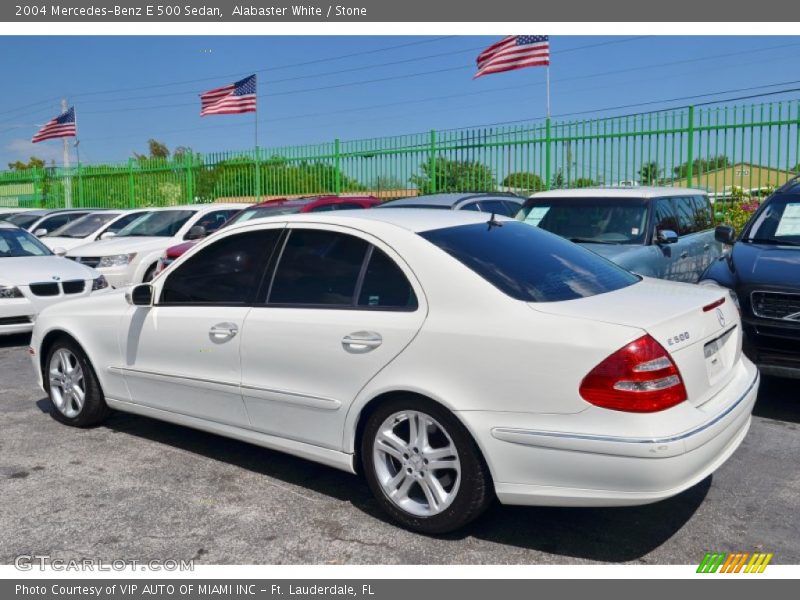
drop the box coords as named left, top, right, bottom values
left=2, top=35, right=800, bottom=167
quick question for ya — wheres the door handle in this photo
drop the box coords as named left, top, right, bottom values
left=680, top=251, right=689, bottom=259
left=342, top=331, right=382, bottom=353
left=703, top=243, right=711, bottom=251
left=209, top=322, right=239, bottom=342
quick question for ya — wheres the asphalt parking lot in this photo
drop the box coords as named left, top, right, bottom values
left=1, top=332, right=799, bottom=565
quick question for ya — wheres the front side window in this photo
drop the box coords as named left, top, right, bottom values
left=420, top=221, right=639, bottom=302
left=116, top=210, right=194, bottom=237
left=691, top=196, right=714, bottom=231
left=518, top=197, right=648, bottom=245
left=107, top=212, right=150, bottom=234
left=38, top=213, right=77, bottom=233
left=653, top=198, right=679, bottom=234
left=48, top=212, right=119, bottom=238
left=672, top=196, right=699, bottom=235
left=193, top=209, right=238, bottom=234
left=268, top=229, right=369, bottom=306
left=160, top=229, right=281, bottom=305
left=0, top=228, right=52, bottom=257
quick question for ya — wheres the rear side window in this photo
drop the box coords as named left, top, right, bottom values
left=195, top=209, right=237, bottom=233
left=358, top=248, right=418, bottom=309
left=160, top=230, right=280, bottom=305
left=479, top=199, right=520, bottom=217
left=420, top=221, right=639, bottom=302
left=269, top=229, right=369, bottom=306
left=107, top=212, right=145, bottom=234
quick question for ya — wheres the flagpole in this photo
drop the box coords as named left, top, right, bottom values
left=61, top=98, right=73, bottom=209
left=254, top=74, right=261, bottom=202
left=546, top=65, right=551, bottom=118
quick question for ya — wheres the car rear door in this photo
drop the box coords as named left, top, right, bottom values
left=239, top=223, right=427, bottom=450
left=117, top=226, right=283, bottom=427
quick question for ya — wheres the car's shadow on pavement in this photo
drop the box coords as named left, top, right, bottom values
left=36, top=397, right=708, bottom=562
left=752, top=375, right=800, bottom=424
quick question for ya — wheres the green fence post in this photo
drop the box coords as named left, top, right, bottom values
left=545, top=118, right=552, bottom=190
left=33, top=167, right=43, bottom=207
left=255, top=146, right=261, bottom=202
left=77, top=161, right=83, bottom=207
left=429, top=130, right=437, bottom=194
left=334, top=138, right=341, bottom=194
left=686, top=105, right=695, bottom=188
left=186, top=152, right=194, bottom=204
left=127, top=158, right=135, bottom=208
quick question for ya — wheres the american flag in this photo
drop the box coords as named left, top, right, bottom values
left=474, top=35, right=550, bottom=79
left=200, top=74, right=257, bottom=116
left=31, top=107, right=77, bottom=143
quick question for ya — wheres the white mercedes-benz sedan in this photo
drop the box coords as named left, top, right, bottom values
left=29, top=209, right=759, bottom=534
left=0, top=223, right=108, bottom=336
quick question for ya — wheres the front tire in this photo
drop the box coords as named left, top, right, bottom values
left=361, top=397, right=493, bottom=534
left=45, top=339, right=110, bottom=427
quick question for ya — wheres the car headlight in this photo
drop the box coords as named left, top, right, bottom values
left=98, top=253, right=136, bottom=268
left=91, top=276, right=109, bottom=291
left=0, top=285, right=23, bottom=299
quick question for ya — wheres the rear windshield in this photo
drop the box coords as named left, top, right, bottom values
left=420, top=221, right=639, bottom=302
left=517, top=197, right=649, bottom=245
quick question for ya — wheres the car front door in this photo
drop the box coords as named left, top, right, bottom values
left=117, top=226, right=284, bottom=427
left=651, top=197, right=693, bottom=281
left=239, top=224, right=427, bottom=450
left=673, top=195, right=713, bottom=282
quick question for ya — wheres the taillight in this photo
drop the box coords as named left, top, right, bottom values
left=579, top=334, right=687, bottom=413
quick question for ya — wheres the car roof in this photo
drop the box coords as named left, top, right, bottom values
left=530, top=186, right=709, bottom=200
left=380, top=192, right=524, bottom=208
left=230, top=207, right=509, bottom=234
left=19, top=208, right=94, bottom=216
left=139, top=203, right=250, bottom=212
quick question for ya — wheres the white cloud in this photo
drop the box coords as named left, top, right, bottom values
left=5, top=138, right=69, bottom=166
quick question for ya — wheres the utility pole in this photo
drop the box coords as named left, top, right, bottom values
left=62, top=98, right=72, bottom=208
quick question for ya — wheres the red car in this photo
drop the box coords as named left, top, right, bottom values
left=155, top=195, right=381, bottom=273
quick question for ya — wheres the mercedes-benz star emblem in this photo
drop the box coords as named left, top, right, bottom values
left=715, top=307, right=726, bottom=328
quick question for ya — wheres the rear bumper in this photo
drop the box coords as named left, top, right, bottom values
left=459, top=358, right=759, bottom=507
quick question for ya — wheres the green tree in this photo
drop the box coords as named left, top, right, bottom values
left=502, top=172, right=543, bottom=192
left=638, top=161, right=660, bottom=185
left=573, top=177, right=595, bottom=188
left=410, top=156, right=495, bottom=194
left=7, top=157, right=45, bottom=171
left=551, top=169, right=565, bottom=189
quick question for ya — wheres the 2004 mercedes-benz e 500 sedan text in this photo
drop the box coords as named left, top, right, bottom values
left=29, top=210, right=759, bottom=534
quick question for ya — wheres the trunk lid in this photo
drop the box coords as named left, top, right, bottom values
left=530, top=277, right=742, bottom=407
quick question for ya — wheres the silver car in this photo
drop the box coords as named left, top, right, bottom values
left=517, top=187, right=722, bottom=282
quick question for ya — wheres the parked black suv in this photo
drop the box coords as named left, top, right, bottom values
left=700, top=179, right=800, bottom=379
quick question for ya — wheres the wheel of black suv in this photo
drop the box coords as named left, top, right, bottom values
left=361, top=396, right=493, bottom=535
left=44, top=339, right=110, bottom=427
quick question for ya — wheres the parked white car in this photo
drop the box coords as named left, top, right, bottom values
left=41, top=210, right=152, bottom=253
left=5, top=209, right=93, bottom=236
left=0, top=223, right=108, bottom=336
left=30, top=210, right=758, bottom=533
left=66, top=204, right=248, bottom=287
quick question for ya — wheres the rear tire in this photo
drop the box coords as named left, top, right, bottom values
left=361, top=396, right=493, bottom=534
left=44, top=339, right=110, bottom=427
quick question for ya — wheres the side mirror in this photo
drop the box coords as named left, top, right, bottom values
left=34, top=228, right=48, bottom=237
left=100, top=231, right=116, bottom=240
left=185, top=225, right=207, bottom=240
left=656, top=229, right=679, bottom=244
left=714, top=225, right=736, bottom=245
left=52, top=247, right=67, bottom=257
left=126, top=283, right=154, bottom=307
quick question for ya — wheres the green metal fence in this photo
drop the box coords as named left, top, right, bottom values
left=2, top=99, right=799, bottom=209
